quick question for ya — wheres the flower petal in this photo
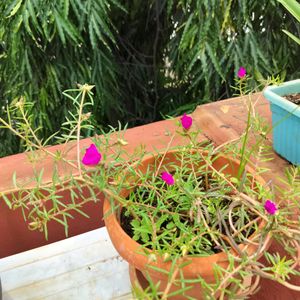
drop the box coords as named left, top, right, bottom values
left=180, top=113, right=193, bottom=130
left=161, top=172, right=175, bottom=185
left=82, top=144, right=102, bottom=166
left=237, top=67, right=246, bottom=78
left=264, top=199, right=277, bottom=215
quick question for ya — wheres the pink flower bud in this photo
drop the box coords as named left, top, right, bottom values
left=237, top=67, right=246, bottom=78
left=82, top=144, right=102, bottom=166
left=161, top=172, right=175, bottom=185
left=180, top=113, right=192, bottom=130
left=264, top=199, right=277, bottom=215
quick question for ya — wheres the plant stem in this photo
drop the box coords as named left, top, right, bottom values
left=0, top=116, right=78, bottom=172
left=237, top=97, right=252, bottom=180
left=253, top=266, right=300, bottom=291
left=77, top=89, right=87, bottom=177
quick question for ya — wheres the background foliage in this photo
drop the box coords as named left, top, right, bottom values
left=0, top=0, right=299, bottom=157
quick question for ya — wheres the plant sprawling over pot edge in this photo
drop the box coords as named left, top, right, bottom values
left=0, top=73, right=300, bottom=299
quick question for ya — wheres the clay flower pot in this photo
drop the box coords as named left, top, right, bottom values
left=103, top=150, right=268, bottom=299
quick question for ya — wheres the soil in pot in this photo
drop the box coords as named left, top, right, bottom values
left=284, top=93, right=300, bottom=105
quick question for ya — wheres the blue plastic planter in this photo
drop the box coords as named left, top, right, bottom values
left=263, top=79, right=300, bottom=165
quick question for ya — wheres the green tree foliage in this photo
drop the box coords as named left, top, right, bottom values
left=165, top=0, right=300, bottom=107
left=0, top=0, right=299, bottom=157
left=0, top=0, right=124, bottom=155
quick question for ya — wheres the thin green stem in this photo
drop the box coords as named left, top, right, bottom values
left=77, top=89, right=86, bottom=177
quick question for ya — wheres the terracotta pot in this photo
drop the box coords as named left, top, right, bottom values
left=103, top=150, right=268, bottom=299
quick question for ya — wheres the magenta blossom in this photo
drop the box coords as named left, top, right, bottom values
left=82, top=144, right=102, bottom=166
left=161, top=172, right=175, bottom=185
left=264, top=200, right=278, bottom=215
left=180, top=113, right=192, bottom=130
left=237, top=67, right=246, bottom=78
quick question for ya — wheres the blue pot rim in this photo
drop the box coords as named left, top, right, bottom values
left=263, top=79, right=300, bottom=118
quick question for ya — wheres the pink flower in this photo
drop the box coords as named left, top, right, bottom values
left=161, top=172, right=175, bottom=185
left=82, top=144, right=102, bottom=166
left=180, top=113, right=192, bottom=130
left=237, top=67, right=246, bottom=78
left=264, top=200, right=278, bottom=215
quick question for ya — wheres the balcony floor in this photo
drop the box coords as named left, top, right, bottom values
left=0, top=228, right=132, bottom=300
